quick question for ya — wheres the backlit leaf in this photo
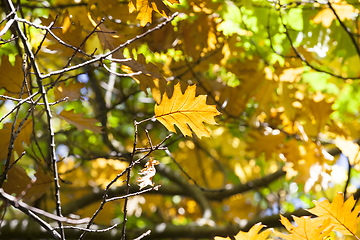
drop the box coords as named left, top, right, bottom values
left=129, top=0, right=179, bottom=26
left=307, top=192, right=360, bottom=236
left=154, top=83, right=220, bottom=138
left=58, top=109, right=102, bottom=133
left=275, top=215, right=333, bottom=240
left=214, top=223, right=271, bottom=240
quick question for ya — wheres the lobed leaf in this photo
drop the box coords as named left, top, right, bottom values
left=154, top=83, right=220, bottom=138
left=307, top=192, right=360, bottom=236
left=275, top=215, right=333, bottom=240
left=214, top=223, right=271, bottom=240
left=58, top=110, right=102, bottom=133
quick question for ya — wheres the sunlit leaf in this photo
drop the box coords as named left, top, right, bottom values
left=129, top=0, right=179, bottom=26
left=155, top=83, right=220, bottom=138
left=215, top=223, right=271, bottom=240
left=275, top=215, right=333, bottom=240
left=307, top=192, right=360, bottom=236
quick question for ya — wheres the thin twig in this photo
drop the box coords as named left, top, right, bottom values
left=134, top=230, right=151, bottom=240
left=79, top=130, right=172, bottom=239
left=3, top=0, right=65, bottom=237
left=40, top=12, right=179, bottom=80
left=121, top=121, right=139, bottom=240
left=55, top=224, right=118, bottom=232
left=0, top=91, right=39, bottom=123
left=0, top=189, right=89, bottom=224
left=105, top=185, right=161, bottom=203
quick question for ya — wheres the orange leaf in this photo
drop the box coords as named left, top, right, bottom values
left=54, top=81, right=85, bottom=101
left=306, top=192, right=360, bottom=236
left=58, top=110, right=102, bottom=133
left=0, top=55, right=29, bottom=97
left=155, top=83, right=220, bottom=138
left=275, top=215, right=333, bottom=240
left=121, top=54, right=169, bottom=104
left=2, top=165, right=31, bottom=196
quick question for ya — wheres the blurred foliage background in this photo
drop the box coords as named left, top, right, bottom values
left=2, top=0, right=360, bottom=239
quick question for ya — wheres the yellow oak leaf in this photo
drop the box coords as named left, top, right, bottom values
left=0, top=55, right=29, bottom=97
left=54, top=81, right=85, bottom=101
left=306, top=192, right=360, bottom=236
left=58, top=109, right=102, bottom=133
left=214, top=223, right=271, bottom=240
left=154, top=83, right=220, bottom=138
left=128, top=0, right=178, bottom=26
left=275, top=215, right=333, bottom=240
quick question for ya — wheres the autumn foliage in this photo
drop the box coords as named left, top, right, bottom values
left=2, top=0, right=360, bottom=239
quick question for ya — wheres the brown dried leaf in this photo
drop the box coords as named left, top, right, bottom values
left=54, top=81, right=85, bottom=101
left=137, top=157, right=159, bottom=190
left=58, top=109, right=102, bottom=133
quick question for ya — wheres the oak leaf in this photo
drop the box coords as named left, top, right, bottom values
left=54, top=81, right=85, bottom=101
left=275, top=215, right=333, bottom=240
left=3, top=165, right=54, bottom=203
left=121, top=53, right=170, bottom=104
left=154, top=83, right=220, bottom=138
left=214, top=223, right=271, bottom=240
left=306, top=192, right=360, bottom=236
left=0, top=55, right=29, bottom=97
left=128, top=0, right=179, bottom=27
left=2, top=165, right=31, bottom=196
left=23, top=167, right=53, bottom=202
left=58, top=109, right=102, bottom=133
left=0, top=120, right=33, bottom=161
